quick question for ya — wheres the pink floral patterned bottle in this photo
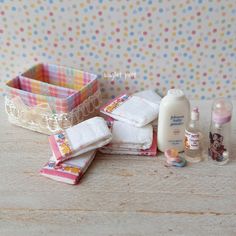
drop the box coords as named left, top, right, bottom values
left=208, top=98, right=233, bottom=165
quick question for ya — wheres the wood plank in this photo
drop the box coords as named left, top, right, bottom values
left=1, top=210, right=236, bottom=236
left=1, top=98, right=236, bottom=235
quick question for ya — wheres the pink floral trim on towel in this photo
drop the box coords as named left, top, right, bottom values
left=101, top=94, right=130, bottom=113
left=49, top=132, right=72, bottom=161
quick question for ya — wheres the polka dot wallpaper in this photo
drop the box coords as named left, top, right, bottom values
left=0, top=0, right=235, bottom=99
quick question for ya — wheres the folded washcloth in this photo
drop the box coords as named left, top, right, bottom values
left=105, top=115, right=158, bottom=131
left=49, top=117, right=112, bottom=163
left=40, top=150, right=96, bottom=184
left=134, top=90, right=161, bottom=110
left=100, top=90, right=161, bottom=127
left=110, top=120, right=153, bottom=150
left=100, top=131, right=157, bottom=156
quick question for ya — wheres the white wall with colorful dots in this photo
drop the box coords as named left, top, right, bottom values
left=0, top=0, right=235, bottom=99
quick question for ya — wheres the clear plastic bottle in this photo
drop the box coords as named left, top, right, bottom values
left=208, top=98, right=233, bottom=165
left=184, top=107, right=202, bottom=163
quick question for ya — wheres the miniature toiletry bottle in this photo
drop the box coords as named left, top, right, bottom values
left=158, top=89, right=190, bottom=152
left=184, top=107, right=202, bottom=162
left=208, top=98, right=233, bottom=165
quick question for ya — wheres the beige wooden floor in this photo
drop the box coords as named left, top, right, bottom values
left=1, top=99, right=236, bottom=236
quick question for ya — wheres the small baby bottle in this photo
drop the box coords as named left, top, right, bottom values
left=208, top=98, right=233, bottom=165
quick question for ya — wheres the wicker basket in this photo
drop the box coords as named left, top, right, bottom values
left=5, top=63, right=101, bottom=134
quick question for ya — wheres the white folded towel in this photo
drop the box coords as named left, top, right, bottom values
left=99, top=145, right=156, bottom=156
left=134, top=89, right=161, bottom=110
left=100, top=90, right=161, bottom=127
left=99, top=129, right=157, bottom=156
left=110, top=121, right=153, bottom=150
left=40, top=150, right=96, bottom=185
left=49, top=117, right=112, bottom=163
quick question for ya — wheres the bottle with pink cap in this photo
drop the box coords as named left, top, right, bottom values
left=208, top=98, right=233, bottom=165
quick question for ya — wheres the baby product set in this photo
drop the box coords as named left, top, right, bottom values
left=4, top=64, right=234, bottom=184
left=158, top=91, right=233, bottom=166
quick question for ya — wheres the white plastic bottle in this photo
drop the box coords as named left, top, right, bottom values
left=158, top=89, right=190, bottom=152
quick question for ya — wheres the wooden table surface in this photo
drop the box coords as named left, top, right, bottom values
left=1, top=98, right=236, bottom=236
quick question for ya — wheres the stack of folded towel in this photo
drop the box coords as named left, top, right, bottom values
left=99, top=120, right=157, bottom=156
left=40, top=117, right=112, bottom=184
left=40, top=90, right=162, bottom=185
left=99, top=90, right=161, bottom=156
left=40, top=150, right=96, bottom=185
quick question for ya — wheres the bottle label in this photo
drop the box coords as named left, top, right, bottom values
left=168, top=139, right=183, bottom=146
left=168, top=115, right=186, bottom=148
left=185, top=130, right=200, bottom=150
left=170, top=115, right=184, bottom=127
left=208, top=132, right=227, bottom=162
